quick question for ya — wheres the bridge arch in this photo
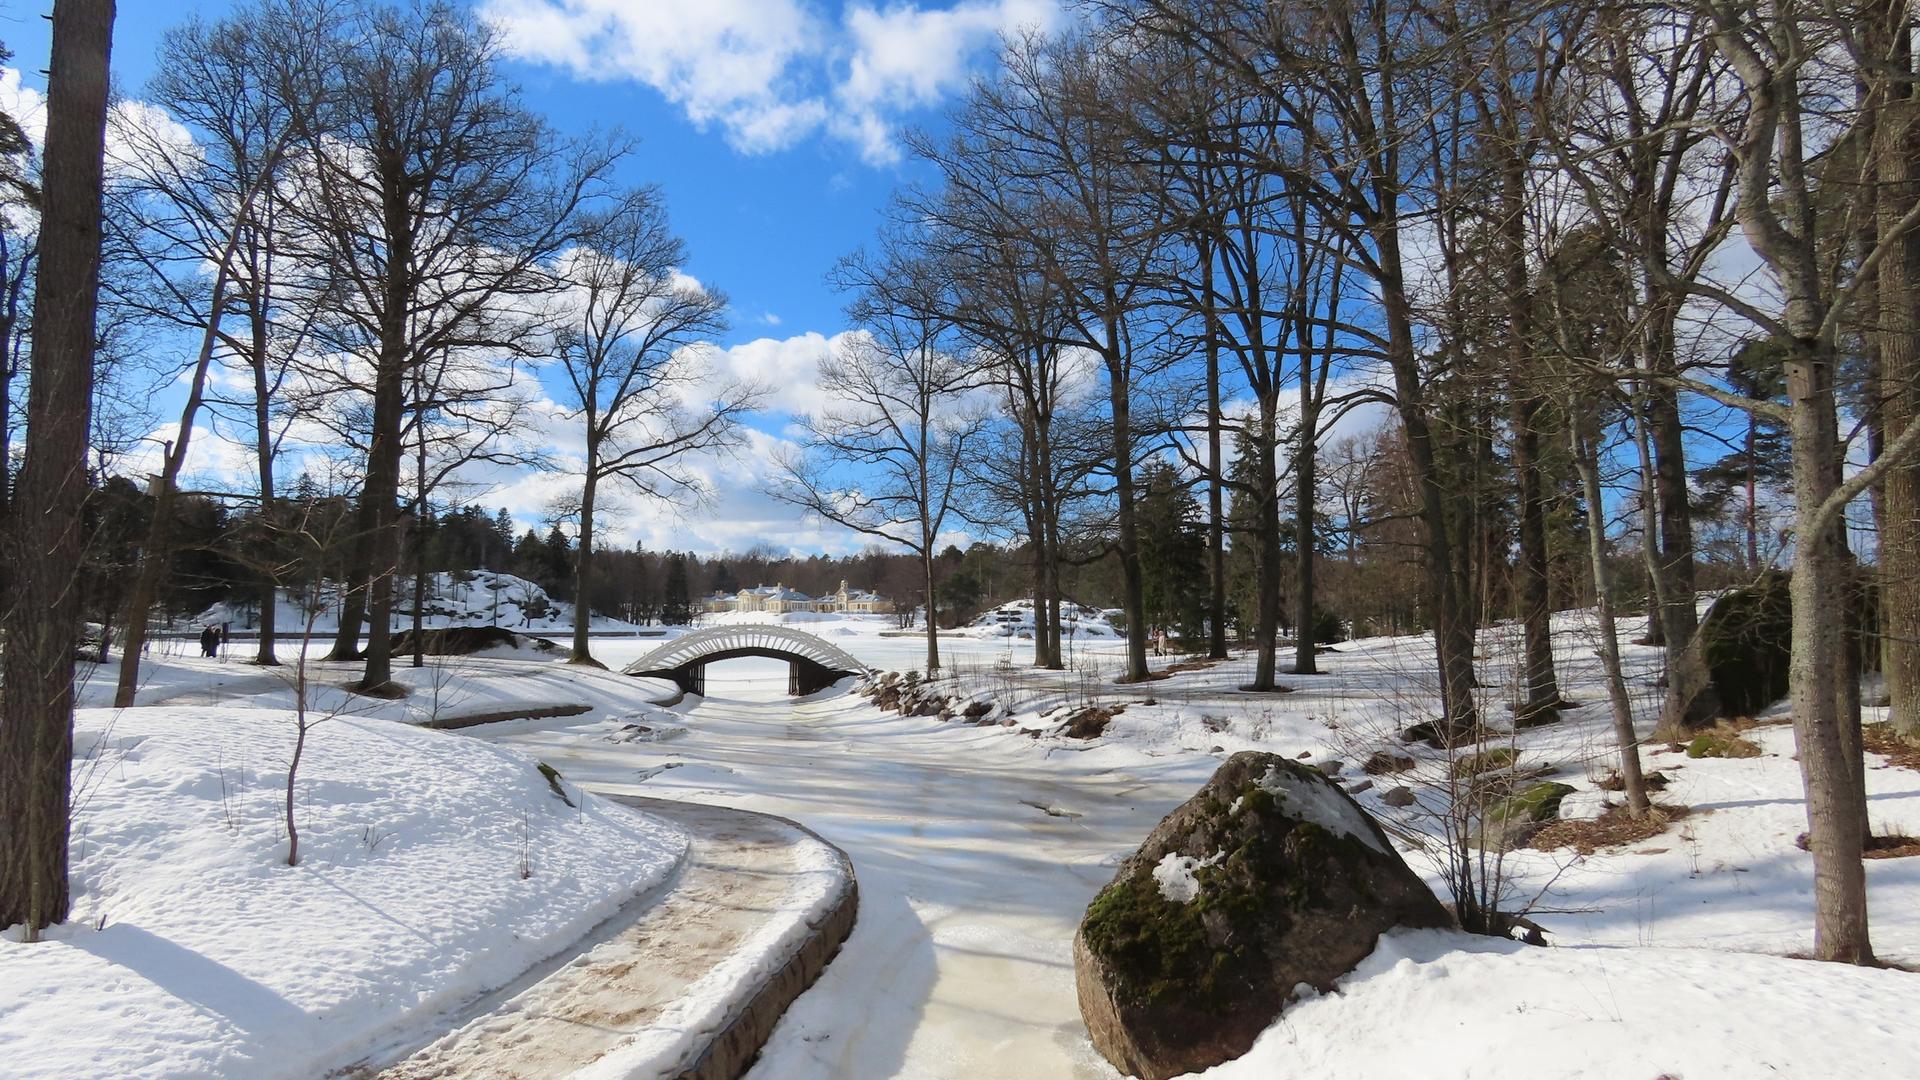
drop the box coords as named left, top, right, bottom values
left=622, top=625, right=868, bottom=696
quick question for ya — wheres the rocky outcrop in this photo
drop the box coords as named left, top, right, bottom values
left=1074, top=752, right=1451, bottom=1080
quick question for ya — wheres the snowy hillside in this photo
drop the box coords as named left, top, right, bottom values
left=0, top=707, right=686, bottom=1079
left=955, top=598, right=1120, bottom=639
left=194, top=570, right=644, bottom=638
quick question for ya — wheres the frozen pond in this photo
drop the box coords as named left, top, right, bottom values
left=478, top=655, right=1211, bottom=1079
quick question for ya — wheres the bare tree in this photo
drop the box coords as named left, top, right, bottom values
left=1703, top=0, right=1920, bottom=963
left=283, top=0, right=627, bottom=693
left=105, top=1, right=319, bottom=705
left=0, top=0, right=115, bottom=940
left=774, top=241, right=986, bottom=674
left=548, top=195, right=754, bottom=667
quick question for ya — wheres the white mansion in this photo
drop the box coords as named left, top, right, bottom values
left=703, top=580, right=895, bottom=616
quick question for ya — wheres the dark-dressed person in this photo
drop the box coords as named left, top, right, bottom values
left=200, top=624, right=218, bottom=658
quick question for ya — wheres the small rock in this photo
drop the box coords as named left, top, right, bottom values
left=1315, top=759, right=1344, bottom=777
left=1345, top=779, right=1374, bottom=795
left=1382, top=786, right=1416, bottom=808
left=1364, top=751, right=1415, bottom=776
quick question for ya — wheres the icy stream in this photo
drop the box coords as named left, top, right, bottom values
left=479, top=655, right=1213, bottom=1079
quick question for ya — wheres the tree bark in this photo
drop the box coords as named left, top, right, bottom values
left=570, top=466, right=599, bottom=666
left=0, top=0, right=115, bottom=938
left=1877, top=82, right=1920, bottom=740
left=252, top=284, right=278, bottom=666
left=1202, top=236, right=1228, bottom=660
left=1573, top=419, right=1650, bottom=815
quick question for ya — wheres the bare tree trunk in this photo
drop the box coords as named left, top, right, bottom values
left=1572, top=420, right=1650, bottom=814
left=1108, top=329, right=1150, bottom=683
left=1786, top=343, right=1874, bottom=963
left=1877, top=75, right=1920, bottom=740
left=112, top=264, right=235, bottom=708
left=1649, top=367, right=1718, bottom=730
left=1203, top=238, right=1228, bottom=660
left=1250, top=407, right=1282, bottom=690
left=1511, top=395, right=1562, bottom=717
left=570, top=467, right=599, bottom=666
left=0, top=0, right=114, bottom=938
left=252, top=300, right=279, bottom=667
left=325, top=532, right=369, bottom=661
left=921, top=545, right=941, bottom=674
left=355, top=341, right=408, bottom=692
left=1292, top=386, right=1320, bottom=676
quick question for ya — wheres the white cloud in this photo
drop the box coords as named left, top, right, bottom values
left=481, top=0, right=1060, bottom=164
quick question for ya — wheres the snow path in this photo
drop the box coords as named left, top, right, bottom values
left=479, top=659, right=1214, bottom=1080
left=364, top=798, right=852, bottom=1080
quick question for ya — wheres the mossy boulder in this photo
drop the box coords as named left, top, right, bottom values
left=1473, top=781, right=1575, bottom=851
left=1699, top=571, right=1792, bottom=719
left=1451, top=747, right=1519, bottom=779
left=1074, top=752, right=1451, bottom=1080
left=387, top=625, right=560, bottom=657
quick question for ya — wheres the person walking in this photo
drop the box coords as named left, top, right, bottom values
left=199, top=625, right=217, bottom=658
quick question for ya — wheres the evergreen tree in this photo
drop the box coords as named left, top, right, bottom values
left=661, top=552, right=692, bottom=624
left=1136, top=462, right=1209, bottom=645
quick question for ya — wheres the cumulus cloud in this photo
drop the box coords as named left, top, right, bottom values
left=480, top=0, right=1060, bottom=164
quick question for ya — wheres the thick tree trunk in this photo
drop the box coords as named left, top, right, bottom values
left=253, top=305, right=278, bottom=667
left=1292, top=399, right=1319, bottom=676
left=1877, top=87, right=1920, bottom=740
left=1786, top=344, right=1875, bottom=964
left=325, top=527, right=369, bottom=661
left=1649, top=363, right=1717, bottom=731
left=1108, top=337, right=1149, bottom=683
left=1202, top=238, right=1228, bottom=660
left=570, top=471, right=599, bottom=666
left=354, top=349, right=408, bottom=692
left=1511, top=395, right=1562, bottom=717
left=0, top=0, right=114, bottom=938
left=1377, top=222, right=1478, bottom=735
left=1250, top=406, right=1282, bottom=690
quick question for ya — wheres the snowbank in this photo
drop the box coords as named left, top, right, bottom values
left=1195, top=928, right=1914, bottom=1078
left=0, top=706, right=687, bottom=1080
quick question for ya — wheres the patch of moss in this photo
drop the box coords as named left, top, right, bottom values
left=1685, top=731, right=1762, bottom=759
left=537, top=761, right=576, bottom=807
left=1452, top=747, right=1519, bottom=779
left=1485, top=781, right=1574, bottom=826
left=1082, top=768, right=1389, bottom=1009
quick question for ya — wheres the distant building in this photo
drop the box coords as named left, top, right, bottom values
left=703, top=580, right=894, bottom=616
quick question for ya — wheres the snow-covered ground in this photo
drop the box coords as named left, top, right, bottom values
left=0, top=706, right=687, bottom=1080
left=12, top=601, right=1920, bottom=1079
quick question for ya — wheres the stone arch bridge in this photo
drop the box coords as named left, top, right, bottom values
left=622, top=625, right=868, bottom=696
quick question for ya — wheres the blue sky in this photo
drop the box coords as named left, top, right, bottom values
left=0, top=0, right=1064, bottom=555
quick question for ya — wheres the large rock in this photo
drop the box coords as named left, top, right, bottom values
left=1073, top=752, right=1452, bottom=1079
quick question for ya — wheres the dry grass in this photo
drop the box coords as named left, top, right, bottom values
left=1863, top=722, right=1920, bottom=772
left=1594, top=768, right=1671, bottom=792
left=1530, top=803, right=1689, bottom=856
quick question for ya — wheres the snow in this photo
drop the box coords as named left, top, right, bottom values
left=15, top=595, right=1920, bottom=1078
left=1254, top=763, right=1386, bottom=854
left=1196, top=929, right=1915, bottom=1079
left=1153, top=851, right=1221, bottom=903
left=0, top=706, right=687, bottom=1080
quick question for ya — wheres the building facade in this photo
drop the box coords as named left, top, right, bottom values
left=703, top=580, right=894, bottom=616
